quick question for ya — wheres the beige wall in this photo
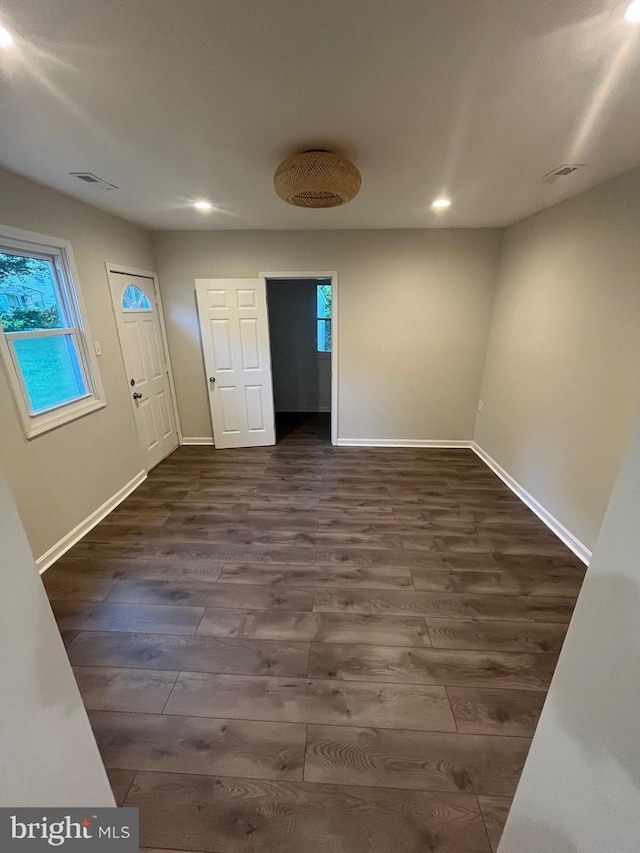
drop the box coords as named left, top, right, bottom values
left=151, top=229, right=502, bottom=442
left=0, top=471, right=114, bottom=806
left=0, top=167, right=156, bottom=561
left=475, top=166, right=640, bottom=553
left=499, top=413, right=640, bottom=853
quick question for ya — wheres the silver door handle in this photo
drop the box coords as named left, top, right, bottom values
left=133, top=392, right=142, bottom=399
left=209, top=376, right=216, bottom=385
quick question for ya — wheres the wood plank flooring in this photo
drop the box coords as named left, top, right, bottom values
left=44, top=413, right=585, bottom=853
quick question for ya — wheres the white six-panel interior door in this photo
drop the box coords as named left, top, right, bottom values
left=195, top=278, right=276, bottom=448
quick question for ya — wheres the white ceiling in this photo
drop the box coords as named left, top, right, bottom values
left=0, top=0, right=639, bottom=230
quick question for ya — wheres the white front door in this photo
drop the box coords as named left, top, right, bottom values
left=195, top=278, right=275, bottom=448
left=109, top=271, right=179, bottom=469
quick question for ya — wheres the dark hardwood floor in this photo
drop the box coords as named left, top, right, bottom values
left=44, top=413, right=585, bottom=853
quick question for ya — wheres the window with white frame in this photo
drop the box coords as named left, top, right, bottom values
left=0, top=227, right=105, bottom=438
left=316, top=281, right=332, bottom=354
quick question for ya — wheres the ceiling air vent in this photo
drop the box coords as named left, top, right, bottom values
left=537, top=164, right=586, bottom=184
left=69, top=172, right=118, bottom=190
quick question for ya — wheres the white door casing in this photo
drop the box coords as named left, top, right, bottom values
left=108, top=269, right=179, bottom=469
left=195, top=278, right=276, bottom=448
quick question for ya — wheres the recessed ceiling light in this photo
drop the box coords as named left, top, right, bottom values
left=193, top=200, right=213, bottom=211
left=0, top=24, right=14, bottom=48
left=625, top=0, right=640, bottom=22
left=431, top=198, right=451, bottom=210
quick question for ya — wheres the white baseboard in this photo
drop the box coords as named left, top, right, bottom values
left=333, top=437, right=590, bottom=563
left=180, top=437, right=215, bottom=446
left=36, top=470, right=147, bottom=574
left=336, top=438, right=474, bottom=448
left=471, top=442, right=591, bottom=565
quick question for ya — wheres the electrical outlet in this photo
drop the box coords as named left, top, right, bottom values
left=93, top=340, right=102, bottom=356
left=477, top=400, right=484, bottom=412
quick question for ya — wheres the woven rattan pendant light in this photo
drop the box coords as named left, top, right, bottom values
left=274, top=150, right=361, bottom=208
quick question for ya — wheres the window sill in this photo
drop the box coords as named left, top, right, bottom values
left=24, top=397, right=106, bottom=439
left=315, top=351, right=332, bottom=359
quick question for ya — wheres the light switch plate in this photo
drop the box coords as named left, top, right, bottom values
left=93, top=340, right=102, bottom=356
left=477, top=400, right=484, bottom=412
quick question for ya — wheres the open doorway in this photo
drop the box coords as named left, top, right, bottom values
left=266, top=276, right=333, bottom=444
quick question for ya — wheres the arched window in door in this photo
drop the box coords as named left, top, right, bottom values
left=122, top=284, right=151, bottom=311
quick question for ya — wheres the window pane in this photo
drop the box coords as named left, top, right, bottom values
left=0, top=252, right=65, bottom=331
left=317, top=283, right=332, bottom=319
left=317, top=318, right=332, bottom=353
left=12, top=334, right=87, bottom=413
left=122, top=284, right=152, bottom=311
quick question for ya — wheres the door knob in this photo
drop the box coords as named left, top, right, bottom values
left=209, top=376, right=216, bottom=384
left=133, top=392, right=142, bottom=399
